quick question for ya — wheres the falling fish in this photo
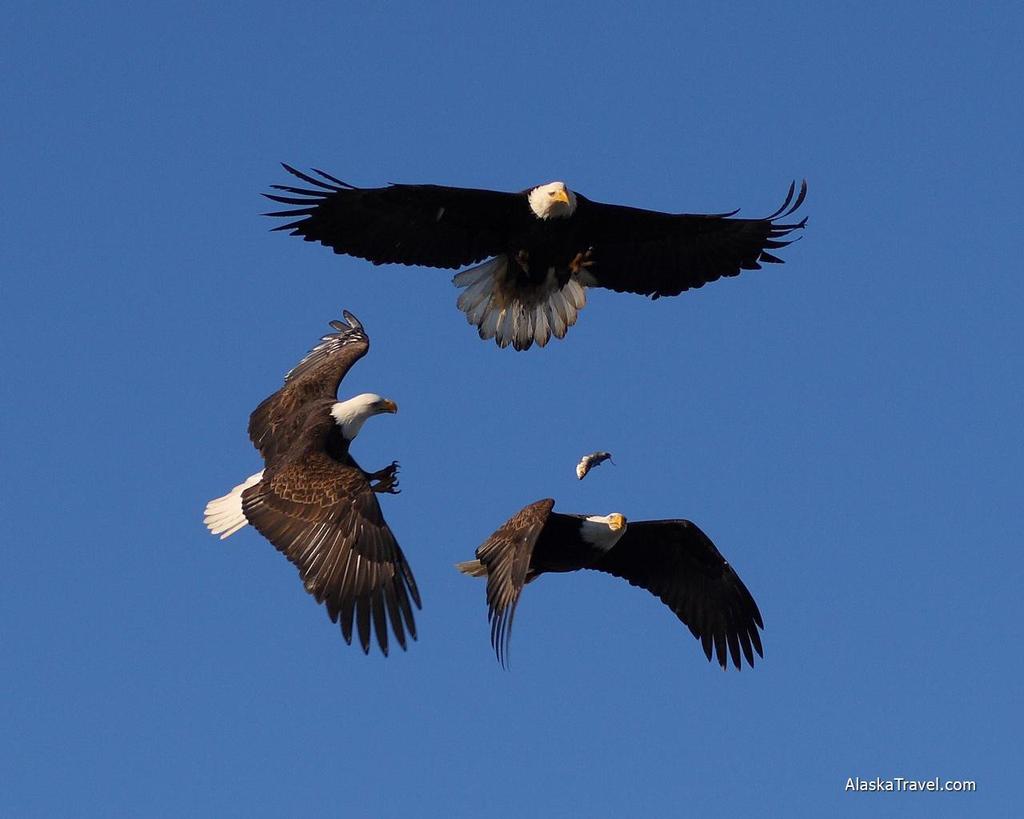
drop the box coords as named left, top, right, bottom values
left=576, top=451, right=614, bottom=480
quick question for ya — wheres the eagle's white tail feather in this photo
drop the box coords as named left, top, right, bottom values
left=204, top=470, right=264, bottom=539
left=454, top=257, right=504, bottom=295
left=465, top=288, right=491, bottom=326
left=565, top=278, right=586, bottom=309
left=550, top=290, right=570, bottom=332
left=479, top=299, right=502, bottom=341
left=533, top=304, right=550, bottom=348
left=496, top=302, right=514, bottom=345
left=455, top=259, right=500, bottom=324
left=453, top=256, right=587, bottom=351
left=547, top=296, right=567, bottom=339
left=506, top=304, right=527, bottom=350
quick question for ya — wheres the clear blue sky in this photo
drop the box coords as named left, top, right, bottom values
left=4, top=3, right=1021, bottom=817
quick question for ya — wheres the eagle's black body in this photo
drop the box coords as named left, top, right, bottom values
left=506, top=213, right=580, bottom=287
left=527, top=512, right=607, bottom=576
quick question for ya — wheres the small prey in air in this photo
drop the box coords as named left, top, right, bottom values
left=576, top=451, right=614, bottom=480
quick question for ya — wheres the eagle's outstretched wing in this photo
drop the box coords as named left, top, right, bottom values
left=241, top=451, right=421, bottom=656
left=472, top=499, right=556, bottom=668
left=248, top=310, right=369, bottom=461
left=264, top=165, right=526, bottom=269
left=575, top=180, right=807, bottom=298
left=593, top=520, right=764, bottom=669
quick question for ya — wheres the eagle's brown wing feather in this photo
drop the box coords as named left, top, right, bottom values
left=247, top=311, right=369, bottom=462
left=474, top=498, right=556, bottom=668
left=241, top=452, right=420, bottom=655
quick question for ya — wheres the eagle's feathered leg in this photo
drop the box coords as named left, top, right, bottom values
left=368, top=461, right=400, bottom=494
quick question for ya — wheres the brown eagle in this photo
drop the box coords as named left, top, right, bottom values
left=203, top=311, right=420, bottom=656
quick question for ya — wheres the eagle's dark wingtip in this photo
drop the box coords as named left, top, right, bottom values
left=752, top=601, right=765, bottom=631
left=792, top=179, right=809, bottom=213
left=764, top=179, right=809, bottom=222
left=701, top=633, right=714, bottom=663
left=273, top=163, right=343, bottom=192
left=265, top=220, right=304, bottom=233
left=276, top=163, right=354, bottom=191
left=310, top=167, right=353, bottom=189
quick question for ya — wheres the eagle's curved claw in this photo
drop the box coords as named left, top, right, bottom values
left=569, top=248, right=594, bottom=276
left=370, top=461, right=401, bottom=494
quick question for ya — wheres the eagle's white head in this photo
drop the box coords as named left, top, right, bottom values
left=528, top=181, right=577, bottom=220
left=581, top=512, right=628, bottom=551
left=330, top=393, right=398, bottom=440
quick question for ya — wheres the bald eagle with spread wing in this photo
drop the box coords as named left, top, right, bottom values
left=203, top=311, right=420, bottom=656
left=456, top=499, right=764, bottom=669
left=265, top=165, right=807, bottom=350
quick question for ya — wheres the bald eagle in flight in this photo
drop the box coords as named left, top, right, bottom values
left=456, top=499, right=764, bottom=669
left=203, top=311, right=420, bottom=656
left=264, top=165, right=807, bottom=350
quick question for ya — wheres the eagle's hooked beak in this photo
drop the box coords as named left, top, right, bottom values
left=552, top=188, right=570, bottom=205
left=377, top=398, right=398, bottom=414
left=608, top=513, right=626, bottom=532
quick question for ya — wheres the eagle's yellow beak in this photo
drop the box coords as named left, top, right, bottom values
left=608, top=513, right=626, bottom=531
left=552, top=188, right=570, bottom=205
left=378, top=398, right=398, bottom=414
